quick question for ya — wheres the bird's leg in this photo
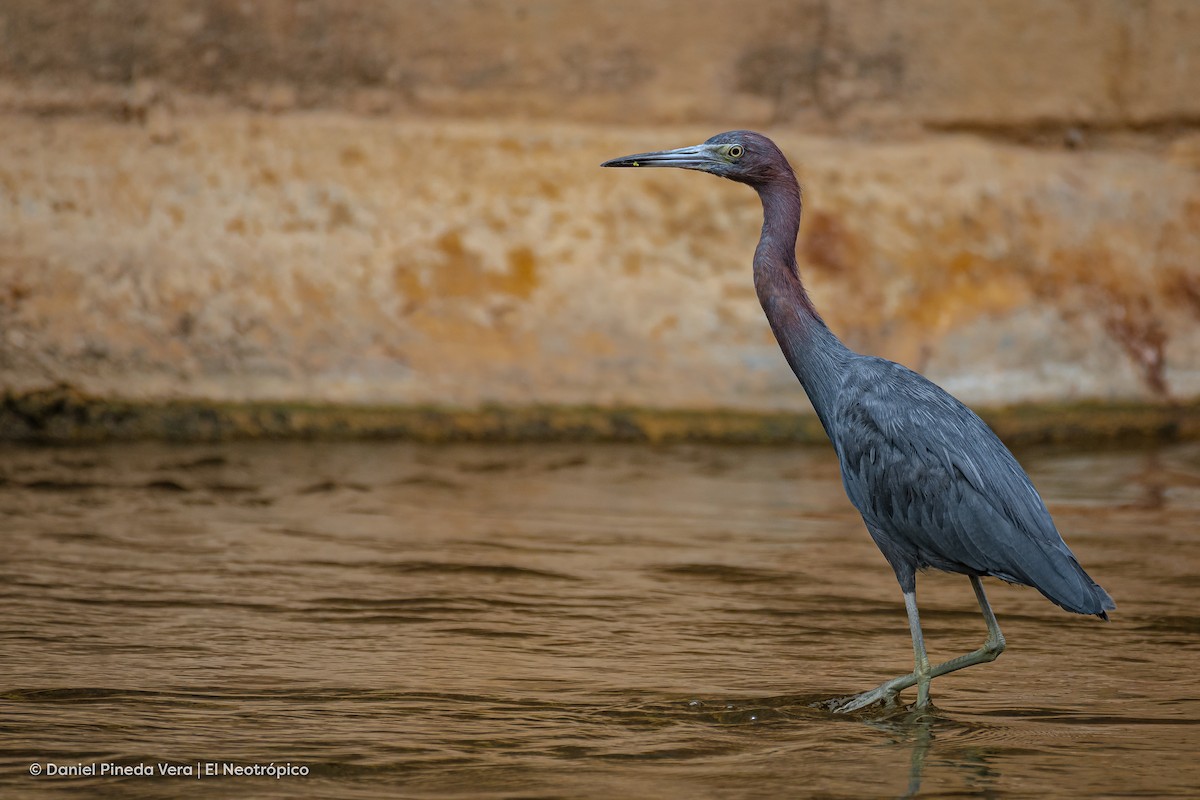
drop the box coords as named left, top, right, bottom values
left=905, top=590, right=933, bottom=708
left=831, top=589, right=931, bottom=713
left=831, top=578, right=1005, bottom=714
left=921, top=576, right=1006, bottom=680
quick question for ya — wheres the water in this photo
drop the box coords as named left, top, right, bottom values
left=2, top=440, right=1198, bottom=798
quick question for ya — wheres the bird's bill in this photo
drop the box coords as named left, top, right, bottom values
left=601, top=144, right=723, bottom=170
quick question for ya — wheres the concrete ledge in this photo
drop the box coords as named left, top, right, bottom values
left=2, top=387, right=1195, bottom=446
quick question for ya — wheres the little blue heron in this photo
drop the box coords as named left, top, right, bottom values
left=602, top=131, right=1114, bottom=712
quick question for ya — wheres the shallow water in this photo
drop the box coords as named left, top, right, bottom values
left=2, top=440, right=1199, bottom=798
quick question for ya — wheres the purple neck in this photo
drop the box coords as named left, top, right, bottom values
left=751, top=175, right=852, bottom=436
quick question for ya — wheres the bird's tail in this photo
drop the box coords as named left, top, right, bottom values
left=1088, top=580, right=1117, bottom=621
left=1032, top=553, right=1115, bottom=620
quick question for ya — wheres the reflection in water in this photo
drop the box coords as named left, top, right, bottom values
left=1, top=440, right=1199, bottom=798
left=862, top=708, right=992, bottom=799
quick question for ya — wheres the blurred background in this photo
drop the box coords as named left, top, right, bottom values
left=1, top=0, right=1198, bottom=434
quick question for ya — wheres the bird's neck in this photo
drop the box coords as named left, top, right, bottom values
left=752, top=176, right=853, bottom=438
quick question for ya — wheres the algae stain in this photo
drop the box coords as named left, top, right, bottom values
left=4, top=388, right=1193, bottom=445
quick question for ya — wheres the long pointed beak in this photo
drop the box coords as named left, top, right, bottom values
left=601, top=144, right=723, bottom=171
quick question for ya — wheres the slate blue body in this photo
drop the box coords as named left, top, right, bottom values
left=831, top=357, right=1113, bottom=615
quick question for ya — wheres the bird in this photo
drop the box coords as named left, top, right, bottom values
left=602, top=131, right=1114, bottom=712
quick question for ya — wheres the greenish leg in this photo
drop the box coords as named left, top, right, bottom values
left=831, top=576, right=1006, bottom=713
left=906, top=590, right=933, bottom=708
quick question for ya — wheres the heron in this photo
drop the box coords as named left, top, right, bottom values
left=602, top=131, right=1114, bottom=712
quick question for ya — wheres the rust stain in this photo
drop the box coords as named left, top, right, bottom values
left=339, top=146, right=367, bottom=167
left=649, top=314, right=679, bottom=339
left=391, top=260, right=429, bottom=303
left=433, top=230, right=484, bottom=298
left=622, top=252, right=642, bottom=276
left=500, top=246, right=539, bottom=299
left=901, top=249, right=1025, bottom=332
left=392, top=233, right=540, bottom=305
left=1, top=277, right=32, bottom=310
left=1164, top=267, right=1200, bottom=318
left=1104, top=297, right=1170, bottom=398
left=292, top=273, right=333, bottom=319
left=392, top=261, right=427, bottom=304
left=802, top=210, right=860, bottom=276
left=405, top=311, right=538, bottom=371
left=327, top=200, right=354, bottom=230
left=444, top=232, right=538, bottom=298
left=1038, top=247, right=1172, bottom=397
left=1187, top=197, right=1200, bottom=229
left=576, top=330, right=617, bottom=356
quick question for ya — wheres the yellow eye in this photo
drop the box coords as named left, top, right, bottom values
left=728, top=145, right=744, bottom=159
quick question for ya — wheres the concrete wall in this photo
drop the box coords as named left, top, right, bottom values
left=2, top=0, right=1199, bottom=417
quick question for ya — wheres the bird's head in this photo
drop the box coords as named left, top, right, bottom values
left=601, top=130, right=792, bottom=188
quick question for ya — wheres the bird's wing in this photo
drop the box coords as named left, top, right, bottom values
left=831, top=357, right=1098, bottom=605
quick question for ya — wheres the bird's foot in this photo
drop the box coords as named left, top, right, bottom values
left=823, top=673, right=916, bottom=714
left=826, top=686, right=898, bottom=713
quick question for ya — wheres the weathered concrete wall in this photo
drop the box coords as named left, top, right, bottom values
left=3, top=116, right=1197, bottom=409
left=3, top=0, right=1199, bottom=132
left=1, top=1, right=1198, bottom=421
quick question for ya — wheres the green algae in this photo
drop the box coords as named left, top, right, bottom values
left=1, top=386, right=1196, bottom=445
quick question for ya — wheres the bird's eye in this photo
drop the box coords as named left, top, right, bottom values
left=728, top=145, right=744, bottom=159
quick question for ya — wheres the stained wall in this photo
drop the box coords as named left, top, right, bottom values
left=2, top=1, right=1198, bottom=413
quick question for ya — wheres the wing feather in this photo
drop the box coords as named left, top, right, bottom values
left=832, top=357, right=1112, bottom=615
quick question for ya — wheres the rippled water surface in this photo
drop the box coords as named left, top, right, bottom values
left=2, top=440, right=1199, bottom=798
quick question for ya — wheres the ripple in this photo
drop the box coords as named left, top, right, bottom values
left=2, top=440, right=1199, bottom=799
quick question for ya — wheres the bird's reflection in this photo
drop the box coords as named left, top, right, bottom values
left=870, top=707, right=935, bottom=798
left=860, top=705, right=999, bottom=799
left=690, top=696, right=1001, bottom=798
